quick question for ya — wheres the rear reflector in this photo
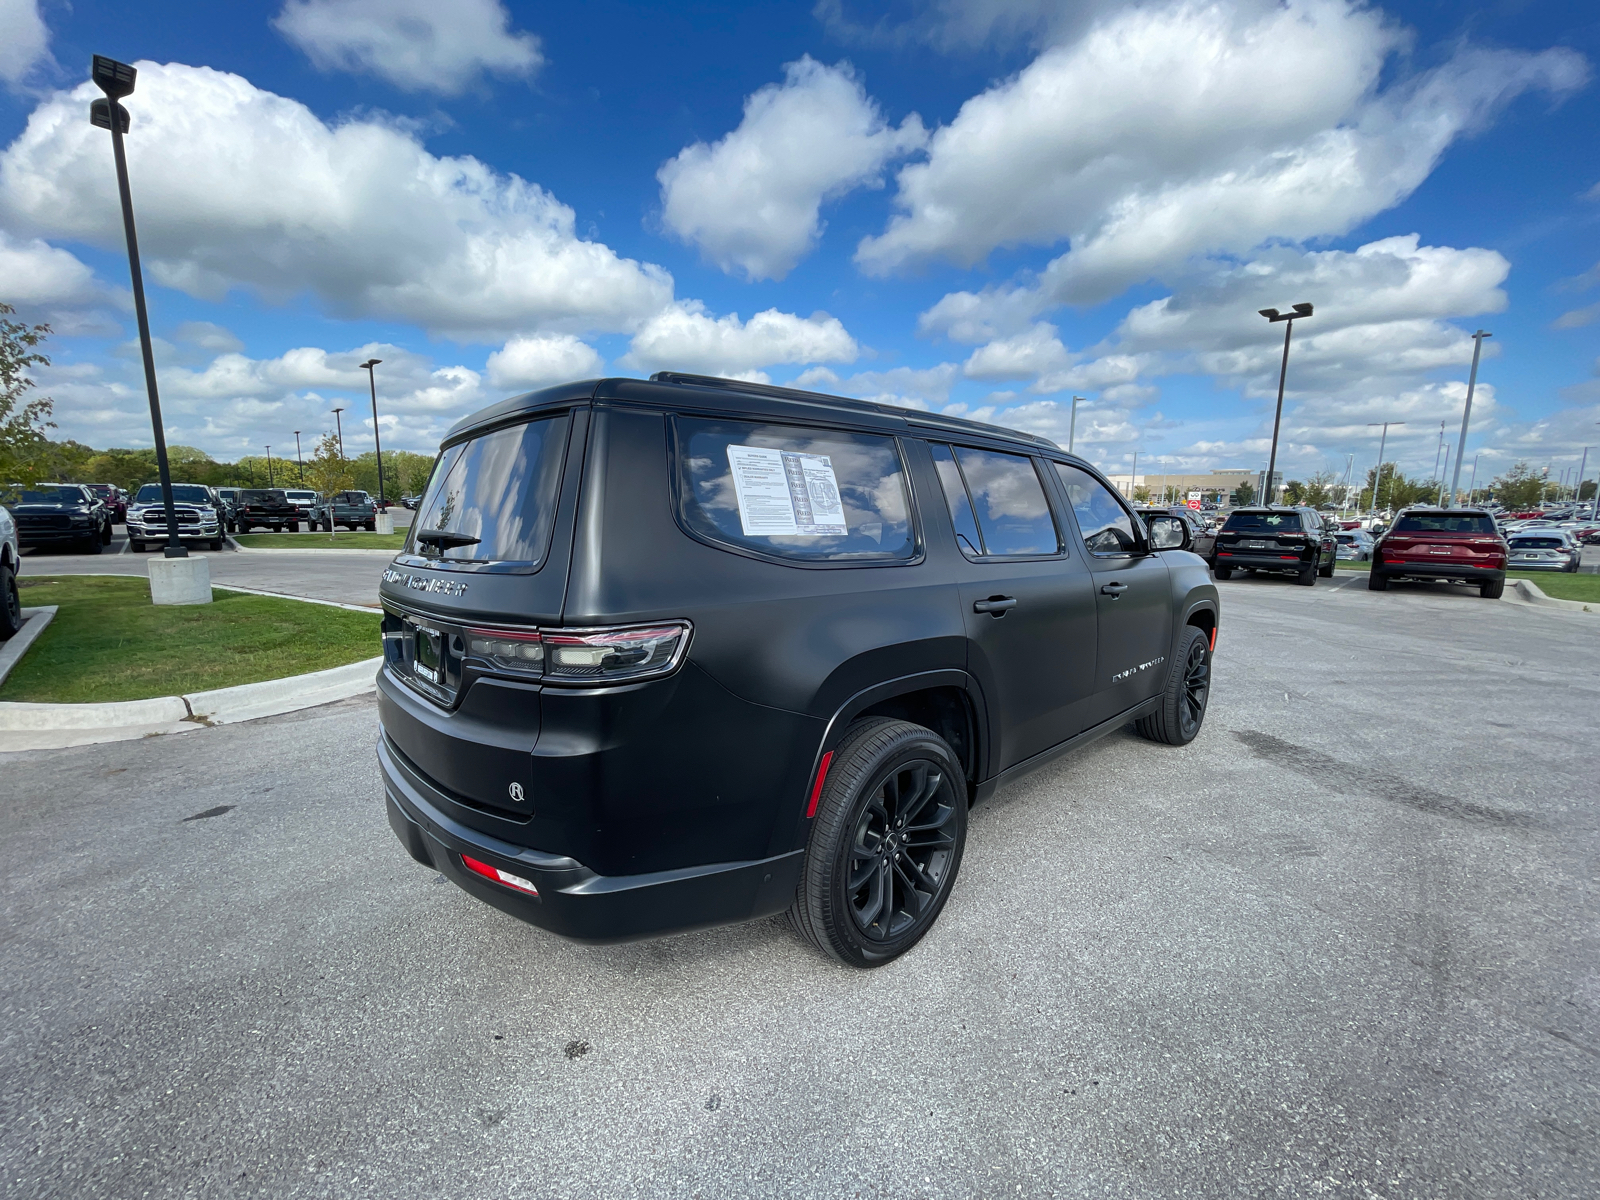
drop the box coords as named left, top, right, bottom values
left=1209, top=626, right=1218, bottom=652
left=805, top=751, right=834, bottom=819
left=460, top=854, right=539, bottom=896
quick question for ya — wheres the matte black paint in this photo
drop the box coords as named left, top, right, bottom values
left=377, top=376, right=1219, bottom=943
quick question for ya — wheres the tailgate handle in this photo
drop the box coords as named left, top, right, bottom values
left=972, top=596, right=1018, bottom=615
left=1100, top=582, right=1128, bottom=597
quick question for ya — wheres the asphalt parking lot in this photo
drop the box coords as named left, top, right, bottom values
left=2, top=574, right=1596, bottom=1198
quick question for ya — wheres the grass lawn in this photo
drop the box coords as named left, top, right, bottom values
left=3, top=576, right=381, bottom=703
left=234, top=531, right=407, bottom=550
left=1334, top=558, right=1600, bottom=602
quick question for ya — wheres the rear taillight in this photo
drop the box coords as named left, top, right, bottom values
left=461, top=854, right=539, bottom=896
left=464, top=621, right=691, bottom=685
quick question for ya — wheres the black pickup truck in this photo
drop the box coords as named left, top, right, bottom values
left=235, top=489, right=298, bottom=532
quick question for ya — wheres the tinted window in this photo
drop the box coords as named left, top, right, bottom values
left=928, top=444, right=985, bottom=557
left=935, top=446, right=1058, bottom=556
left=1223, top=510, right=1303, bottom=532
left=1393, top=513, right=1497, bottom=534
left=676, top=417, right=913, bottom=562
left=136, top=484, right=212, bottom=504
left=411, top=414, right=569, bottom=565
left=7, top=486, right=85, bottom=504
left=1511, top=537, right=1566, bottom=549
left=1054, top=464, right=1140, bottom=554
left=238, top=489, right=285, bottom=503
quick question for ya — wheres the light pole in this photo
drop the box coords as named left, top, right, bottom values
left=1068, top=396, right=1085, bottom=454
left=294, top=430, right=304, bottom=486
left=361, top=358, right=386, bottom=508
left=1258, top=302, right=1313, bottom=510
left=1129, top=449, right=1139, bottom=499
left=90, top=56, right=185, bottom=559
left=265, top=445, right=274, bottom=488
left=1467, top=454, right=1479, bottom=505
left=1449, top=331, right=1490, bottom=506
left=331, top=407, right=346, bottom=459
left=1367, top=421, right=1405, bottom=519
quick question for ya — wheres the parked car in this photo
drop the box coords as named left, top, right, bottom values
left=1, top=484, right=111, bottom=553
left=1210, top=506, right=1336, bottom=584
left=126, top=483, right=225, bottom=551
left=1334, top=529, right=1375, bottom=561
left=1505, top=530, right=1581, bottom=573
left=378, top=372, right=1221, bottom=965
left=400, top=494, right=421, bottom=510
left=282, top=488, right=319, bottom=531
left=214, top=487, right=241, bottom=532
left=0, top=501, right=20, bottom=640
left=313, top=490, right=378, bottom=531
left=85, top=483, right=128, bottom=524
left=234, top=488, right=298, bottom=533
left=1368, top=509, right=1507, bottom=597
left=1135, top=505, right=1216, bottom=559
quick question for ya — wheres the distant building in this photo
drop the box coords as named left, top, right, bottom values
left=1104, top=468, right=1282, bottom=505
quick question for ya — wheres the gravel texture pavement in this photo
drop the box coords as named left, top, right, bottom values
left=1, top=573, right=1595, bottom=1198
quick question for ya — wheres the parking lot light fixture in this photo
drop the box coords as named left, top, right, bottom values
left=1259, top=303, right=1313, bottom=509
left=1068, top=396, right=1085, bottom=453
left=361, top=358, right=386, bottom=508
left=90, top=55, right=185, bottom=559
left=294, top=430, right=304, bottom=486
left=265, top=445, right=274, bottom=488
left=331, top=407, right=345, bottom=459
left=1367, top=421, right=1405, bottom=518
left=1449, top=331, right=1490, bottom=505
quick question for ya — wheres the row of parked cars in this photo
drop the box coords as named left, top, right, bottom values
left=0, top=482, right=384, bottom=553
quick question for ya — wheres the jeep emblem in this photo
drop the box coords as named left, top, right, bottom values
left=508, top=782, right=525, bottom=802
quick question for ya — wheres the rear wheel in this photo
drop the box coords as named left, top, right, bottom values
left=1481, top=575, right=1505, bottom=599
left=0, top=561, right=21, bottom=641
left=790, top=718, right=967, bottom=968
left=366, top=520, right=377, bottom=532
left=1368, top=570, right=1389, bottom=591
left=1213, top=566, right=1232, bottom=580
left=1134, top=625, right=1211, bottom=746
left=1296, top=563, right=1316, bottom=586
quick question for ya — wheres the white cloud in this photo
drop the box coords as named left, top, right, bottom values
left=622, top=302, right=859, bottom=378
left=274, top=0, right=542, bottom=95
left=0, top=62, right=673, bottom=340
left=962, top=323, right=1071, bottom=380
left=791, top=363, right=961, bottom=411
left=1553, top=303, right=1599, bottom=331
left=0, top=0, right=49, bottom=87
left=172, top=321, right=244, bottom=354
left=658, top=57, right=925, bottom=281
left=858, top=0, right=1586, bottom=305
left=0, top=230, right=109, bottom=308
left=485, top=334, right=604, bottom=392
left=816, top=0, right=1132, bottom=54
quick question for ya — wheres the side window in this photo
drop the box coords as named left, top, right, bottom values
left=1054, top=463, right=1141, bottom=555
left=675, top=417, right=914, bottom=563
left=931, top=444, right=1060, bottom=557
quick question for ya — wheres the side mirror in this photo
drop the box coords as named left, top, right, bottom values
left=1146, top=514, right=1190, bottom=551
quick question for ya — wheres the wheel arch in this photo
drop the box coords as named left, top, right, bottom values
left=815, top=670, right=990, bottom=803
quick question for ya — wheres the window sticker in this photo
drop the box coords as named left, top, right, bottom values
left=726, top=444, right=848, bottom=537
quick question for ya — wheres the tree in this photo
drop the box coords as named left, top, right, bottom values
left=1232, top=480, right=1256, bottom=507
left=0, top=303, right=57, bottom=483
left=1132, top=484, right=1151, bottom=502
left=1582, top=479, right=1596, bottom=502
left=1359, top=463, right=1435, bottom=512
left=304, top=430, right=354, bottom=497
left=1489, top=461, right=1546, bottom=510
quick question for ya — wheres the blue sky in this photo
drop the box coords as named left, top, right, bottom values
left=1, top=0, right=1596, bottom=489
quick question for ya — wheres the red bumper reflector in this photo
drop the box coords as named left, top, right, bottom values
left=460, top=854, right=539, bottom=896
left=805, top=751, right=834, bottom=819
left=1209, top=626, right=1217, bottom=652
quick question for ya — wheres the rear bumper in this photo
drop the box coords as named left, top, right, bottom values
left=1375, top=561, right=1502, bottom=582
left=1213, top=551, right=1314, bottom=571
left=379, top=734, right=804, bottom=944
left=1504, top=561, right=1571, bottom=572
left=17, top=527, right=95, bottom=545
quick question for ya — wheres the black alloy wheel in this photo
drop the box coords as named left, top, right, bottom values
left=0, top=561, right=22, bottom=640
left=791, top=718, right=968, bottom=967
left=1134, top=624, right=1212, bottom=746
left=1367, top=570, right=1389, bottom=591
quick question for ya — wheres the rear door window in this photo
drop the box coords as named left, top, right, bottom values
left=930, top=444, right=1060, bottom=557
left=675, top=417, right=914, bottom=562
left=410, top=413, right=570, bottom=565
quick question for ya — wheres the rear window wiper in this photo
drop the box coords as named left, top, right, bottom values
left=415, top=528, right=481, bottom=550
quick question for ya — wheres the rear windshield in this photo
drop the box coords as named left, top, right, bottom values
left=675, top=417, right=913, bottom=562
left=410, top=414, right=569, bottom=565
left=237, top=489, right=285, bottom=503
left=284, top=490, right=318, bottom=501
left=137, top=484, right=213, bottom=504
left=1223, top=511, right=1302, bottom=532
left=333, top=492, right=371, bottom=504
left=1511, top=537, right=1566, bottom=549
left=1334, top=533, right=1360, bottom=543
left=1393, top=513, right=1496, bottom=534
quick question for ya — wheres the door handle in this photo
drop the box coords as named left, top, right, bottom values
left=1100, top=582, right=1128, bottom=597
left=972, top=596, right=1018, bottom=615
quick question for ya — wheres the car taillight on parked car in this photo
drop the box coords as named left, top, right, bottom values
left=466, top=621, right=690, bottom=685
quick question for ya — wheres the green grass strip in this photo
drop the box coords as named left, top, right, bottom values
left=1334, top=558, right=1600, bottom=601
left=233, top=532, right=408, bottom=549
left=3, top=576, right=381, bottom=703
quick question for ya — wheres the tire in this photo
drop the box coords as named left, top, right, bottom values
left=101, top=521, right=112, bottom=545
left=209, top=537, right=223, bottom=552
left=129, top=538, right=143, bottom=553
left=1368, top=570, right=1389, bottom=591
left=1296, top=563, right=1315, bottom=586
left=366, top=521, right=377, bottom=532
left=0, top=561, right=21, bottom=641
left=1318, top=556, right=1334, bottom=578
left=790, top=718, right=968, bottom=968
left=1214, top=566, right=1232, bottom=580
left=1480, top=576, right=1505, bottom=600
left=81, top=532, right=102, bottom=555
left=1134, top=625, right=1211, bottom=746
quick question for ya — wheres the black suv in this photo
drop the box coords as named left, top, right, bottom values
left=1211, top=506, right=1336, bottom=585
left=378, top=374, right=1220, bottom=966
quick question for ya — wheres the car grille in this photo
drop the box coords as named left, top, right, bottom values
left=141, top=507, right=205, bottom=526
left=17, top=514, right=72, bottom=529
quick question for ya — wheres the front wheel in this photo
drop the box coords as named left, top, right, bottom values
left=1134, top=625, right=1211, bottom=746
left=0, top=561, right=21, bottom=640
left=1318, top=556, right=1335, bottom=578
left=790, top=718, right=968, bottom=968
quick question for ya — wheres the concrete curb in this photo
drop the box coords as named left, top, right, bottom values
left=1510, top=577, right=1595, bottom=613
left=0, top=606, right=58, bottom=687
left=0, top=656, right=383, bottom=752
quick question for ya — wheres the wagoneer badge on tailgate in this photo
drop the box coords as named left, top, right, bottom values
left=383, top=568, right=469, bottom=597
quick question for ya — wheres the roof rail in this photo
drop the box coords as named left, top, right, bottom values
left=646, top=371, right=1059, bottom=450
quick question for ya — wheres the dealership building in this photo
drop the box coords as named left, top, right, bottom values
left=1103, top=468, right=1283, bottom=505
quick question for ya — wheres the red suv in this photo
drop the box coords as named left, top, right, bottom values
left=1369, top=509, right=1507, bottom=598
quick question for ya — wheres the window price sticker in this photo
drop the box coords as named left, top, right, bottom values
left=726, top=445, right=847, bottom=537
